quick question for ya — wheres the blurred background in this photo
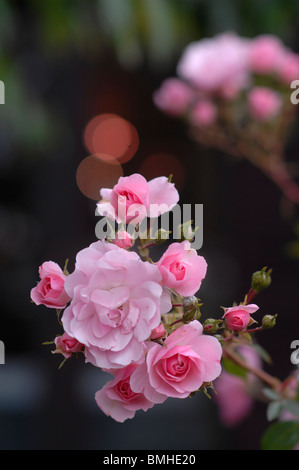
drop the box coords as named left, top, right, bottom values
left=1, top=0, right=299, bottom=450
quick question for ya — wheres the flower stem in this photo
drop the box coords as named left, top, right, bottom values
left=245, top=288, right=257, bottom=304
left=169, top=318, right=184, bottom=327
left=222, top=347, right=281, bottom=392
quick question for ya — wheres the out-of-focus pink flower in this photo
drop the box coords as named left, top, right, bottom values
left=112, top=230, right=133, bottom=250
left=215, top=345, right=262, bottom=427
left=130, top=320, right=222, bottom=402
left=156, top=240, right=207, bottom=297
left=52, top=332, right=83, bottom=359
left=177, top=32, right=250, bottom=95
left=223, top=304, right=259, bottom=332
left=150, top=323, right=166, bottom=340
left=97, top=173, right=179, bottom=223
left=189, top=100, right=217, bottom=127
left=215, top=373, right=253, bottom=427
left=276, top=52, right=299, bottom=84
left=248, top=87, right=282, bottom=121
left=95, top=364, right=155, bottom=422
left=30, top=261, right=71, bottom=309
left=153, top=78, right=194, bottom=116
left=61, top=240, right=172, bottom=370
left=249, top=35, right=285, bottom=74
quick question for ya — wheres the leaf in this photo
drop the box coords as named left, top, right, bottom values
left=222, top=357, right=247, bottom=379
left=262, top=387, right=280, bottom=401
left=282, top=400, right=299, bottom=418
left=261, top=421, right=299, bottom=450
left=266, top=401, right=283, bottom=422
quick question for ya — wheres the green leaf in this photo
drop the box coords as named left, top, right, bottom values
left=262, top=387, right=280, bottom=401
left=261, top=421, right=299, bottom=450
left=266, top=401, right=283, bottom=422
left=282, top=400, right=299, bottom=418
left=222, top=357, right=247, bottom=379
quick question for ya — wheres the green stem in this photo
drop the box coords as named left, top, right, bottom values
left=223, top=347, right=282, bottom=392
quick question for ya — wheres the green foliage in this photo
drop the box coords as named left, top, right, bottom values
left=222, top=356, right=247, bottom=379
left=261, top=421, right=299, bottom=450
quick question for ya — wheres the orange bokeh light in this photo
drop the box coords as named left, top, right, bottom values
left=83, top=114, right=139, bottom=164
left=76, top=153, right=123, bottom=200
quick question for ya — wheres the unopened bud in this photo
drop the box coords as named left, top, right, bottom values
left=183, top=296, right=201, bottom=322
left=113, top=230, right=134, bottom=249
left=154, top=228, right=172, bottom=244
left=150, top=323, right=167, bottom=340
left=177, top=220, right=198, bottom=242
left=251, top=267, right=272, bottom=292
left=262, top=314, right=277, bottom=330
left=203, top=318, right=223, bottom=334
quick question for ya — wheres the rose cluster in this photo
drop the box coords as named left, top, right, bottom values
left=153, top=32, right=298, bottom=125
left=31, top=174, right=223, bottom=422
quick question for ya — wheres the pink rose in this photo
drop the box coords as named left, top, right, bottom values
left=112, top=230, right=133, bottom=249
left=61, top=240, right=172, bottom=369
left=30, top=261, right=71, bottom=309
left=177, top=32, right=250, bottom=94
left=130, top=320, right=222, bottom=401
left=189, top=100, right=217, bottom=127
left=153, top=78, right=194, bottom=116
left=248, top=87, right=282, bottom=121
left=156, top=240, right=207, bottom=297
left=223, top=304, right=259, bottom=331
left=52, top=332, right=83, bottom=358
left=215, top=346, right=262, bottom=427
left=95, top=364, right=155, bottom=422
left=249, top=35, right=285, bottom=74
left=276, top=52, right=299, bottom=84
left=97, top=173, right=179, bottom=223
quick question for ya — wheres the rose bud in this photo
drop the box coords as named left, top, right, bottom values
left=30, top=261, right=71, bottom=309
left=113, top=230, right=133, bottom=250
left=251, top=267, right=272, bottom=292
left=150, top=324, right=167, bottom=340
left=52, top=332, right=84, bottom=359
left=223, top=304, right=259, bottom=332
left=261, top=314, right=277, bottom=330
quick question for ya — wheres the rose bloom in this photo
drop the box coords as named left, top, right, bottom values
left=112, top=230, right=133, bottom=250
left=61, top=240, right=172, bottom=369
left=153, top=77, right=194, bottom=116
left=276, top=52, right=299, bottom=84
left=177, top=32, right=250, bottom=95
left=97, top=173, right=179, bottom=223
left=30, top=261, right=71, bottom=309
left=130, top=320, right=222, bottom=402
left=223, top=304, right=259, bottom=331
left=215, top=346, right=262, bottom=427
left=52, top=332, right=83, bottom=359
left=189, top=100, right=217, bottom=127
left=156, top=240, right=207, bottom=297
left=95, top=364, right=155, bottom=423
left=248, top=87, right=282, bottom=121
left=249, top=34, right=285, bottom=74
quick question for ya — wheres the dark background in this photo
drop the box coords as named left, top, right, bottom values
left=0, top=0, right=299, bottom=450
